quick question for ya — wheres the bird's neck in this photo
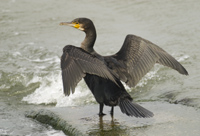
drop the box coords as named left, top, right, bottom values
left=81, top=27, right=96, bottom=53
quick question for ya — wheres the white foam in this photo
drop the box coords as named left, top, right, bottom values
left=22, top=71, right=92, bottom=107
left=23, top=68, right=157, bottom=107
left=55, top=85, right=92, bottom=107
left=44, top=130, right=66, bottom=136
left=136, top=66, right=160, bottom=88
left=28, top=56, right=60, bottom=63
left=24, top=52, right=186, bottom=106
left=13, top=52, right=22, bottom=57
left=177, top=54, right=189, bottom=62
left=14, top=32, right=19, bottom=35
left=22, top=63, right=160, bottom=106
left=22, top=72, right=63, bottom=105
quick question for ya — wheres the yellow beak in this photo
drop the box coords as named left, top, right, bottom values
left=60, top=21, right=84, bottom=31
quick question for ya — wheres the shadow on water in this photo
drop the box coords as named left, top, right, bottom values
left=87, top=115, right=129, bottom=136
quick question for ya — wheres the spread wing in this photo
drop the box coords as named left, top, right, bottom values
left=61, top=45, right=117, bottom=96
left=105, top=34, right=188, bottom=87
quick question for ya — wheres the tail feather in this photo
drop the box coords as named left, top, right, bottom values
left=119, top=99, right=154, bottom=118
left=124, top=99, right=141, bottom=117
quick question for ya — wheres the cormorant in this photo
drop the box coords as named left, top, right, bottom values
left=59, top=18, right=188, bottom=118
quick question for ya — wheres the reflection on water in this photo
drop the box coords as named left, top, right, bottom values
left=87, top=116, right=129, bottom=136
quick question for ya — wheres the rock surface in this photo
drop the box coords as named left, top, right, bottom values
left=26, top=102, right=200, bottom=136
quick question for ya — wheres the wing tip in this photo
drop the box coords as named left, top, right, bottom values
left=182, top=69, right=189, bottom=76
left=64, top=89, right=70, bottom=96
left=178, top=64, right=189, bottom=76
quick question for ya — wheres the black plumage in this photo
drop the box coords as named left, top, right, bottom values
left=60, top=18, right=188, bottom=117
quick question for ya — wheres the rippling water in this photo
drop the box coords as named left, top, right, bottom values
left=0, top=0, right=199, bottom=135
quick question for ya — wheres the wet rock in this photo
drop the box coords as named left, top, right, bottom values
left=26, top=102, right=200, bottom=136
left=26, top=110, right=83, bottom=136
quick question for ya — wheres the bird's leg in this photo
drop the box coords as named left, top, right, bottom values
left=110, top=106, right=114, bottom=117
left=99, top=103, right=106, bottom=116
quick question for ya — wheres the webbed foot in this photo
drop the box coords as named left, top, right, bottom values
left=98, top=112, right=106, bottom=117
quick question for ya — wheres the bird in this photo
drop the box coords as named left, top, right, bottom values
left=59, top=18, right=188, bottom=118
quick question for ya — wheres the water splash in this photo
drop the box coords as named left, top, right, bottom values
left=22, top=71, right=92, bottom=107
left=22, top=54, right=190, bottom=107
left=22, top=72, right=63, bottom=105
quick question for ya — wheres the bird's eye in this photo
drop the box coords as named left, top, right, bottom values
left=73, top=21, right=78, bottom=24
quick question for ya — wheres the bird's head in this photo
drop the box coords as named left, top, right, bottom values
left=60, top=18, right=94, bottom=32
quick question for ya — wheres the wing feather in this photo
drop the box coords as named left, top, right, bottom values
left=105, top=34, right=188, bottom=87
left=61, top=45, right=118, bottom=96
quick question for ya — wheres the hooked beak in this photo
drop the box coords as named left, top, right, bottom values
left=59, top=21, right=84, bottom=31
left=59, top=22, right=73, bottom=27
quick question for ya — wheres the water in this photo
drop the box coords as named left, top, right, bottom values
left=0, top=0, right=199, bottom=135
